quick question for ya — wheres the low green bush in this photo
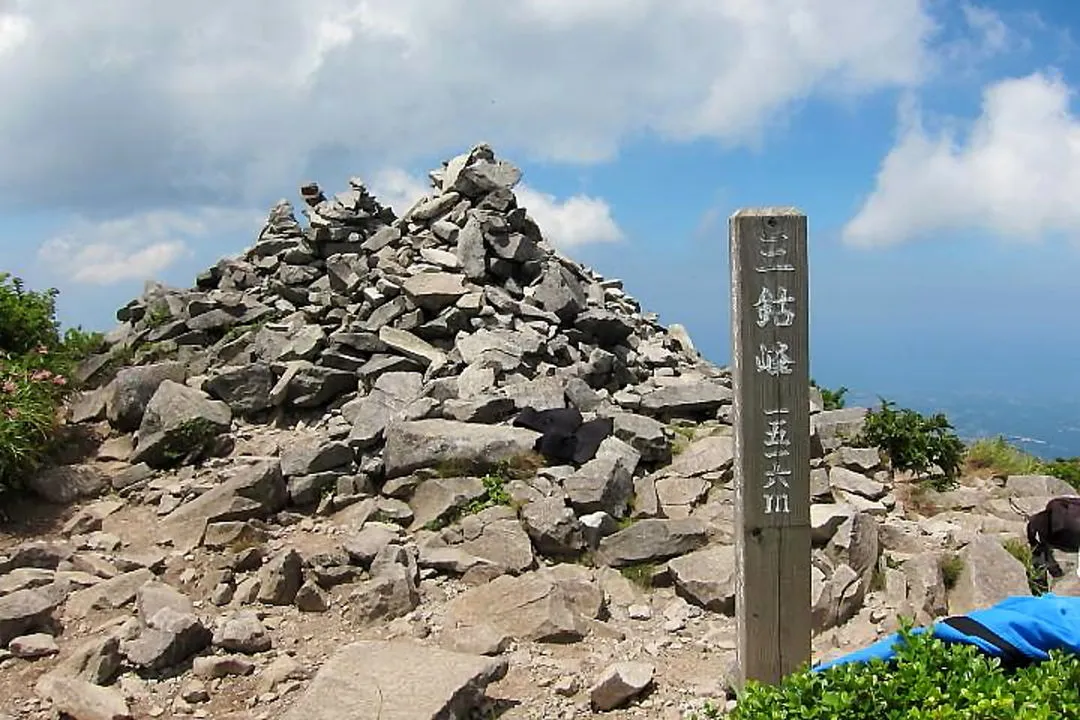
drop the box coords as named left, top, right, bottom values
left=811, top=379, right=848, bottom=411
left=858, top=399, right=965, bottom=490
left=964, top=435, right=1080, bottom=491
left=694, top=624, right=1080, bottom=719
left=966, top=435, right=1043, bottom=477
left=1037, top=456, right=1080, bottom=490
left=0, top=274, right=103, bottom=496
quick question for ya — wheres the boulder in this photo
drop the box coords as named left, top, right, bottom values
left=948, top=537, right=1032, bottom=615
left=382, top=419, right=540, bottom=479
left=279, top=640, right=508, bottom=720
left=130, top=380, right=232, bottom=468
left=598, top=519, right=709, bottom=567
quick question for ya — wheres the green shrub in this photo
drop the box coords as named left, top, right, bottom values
left=811, top=379, right=848, bottom=411
left=1039, top=457, right=1080, bottom=490
left=966, top=436, right=1042, bottom=477
left=939, top=553, right=964, bottom=590
left=0, top=273, right=61, bottom=355
left=1003, top=538, right=1049, bottom=596
left=0, top=275, right=102, bottom=496
left=963, top=435, right=1080, bottom=492
left=857, top=399, right=964, bottom=490
left=693, top=624, right=1080, bottom=719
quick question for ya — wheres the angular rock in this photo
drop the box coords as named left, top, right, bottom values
left=106, top=361, right=187, bottom=432
left=213, top=610, right=272, bottom=653
left=590, top=662, right=655, bottom=711
left=378, top=326, right=447, bottom=368
left=1005, top=474, right=1078, bottom=497
left=343, top=371, right=423, bottom=447
left=65, top=569, right=153, bottom=619
left=402, top=272, right=469, bottom=311
left=407, top=476, right=486, bottom=531
left=342, top=523, right=401, bottom=568
left=598, top=519, right=709, bottom=567
left=10, top=632, right=59, bottom=658
left=35, top=676, right=133, bottom=720
left=812, top=408, right=868, bottom=454
left=130, top=380, right=232, bottom=468
left=459, top=515, right=537, bottom=575
left=446, top=567, right=603, bottom=642
left=828, top=466, right=886, bottom=500
left=610, top=412, right=671, bottom=465
left=948, top=536, right=1032, bottom=615
left=563, top=453, right=635, bottom=518
left=0, top=582, right=67, bottom=645
left=280, top=438, right=352, bottom=477
left=204, top=363, right=274, bottom=417
left=123, top=607, right=211, bottom=670
left=667, top=545, right=736, bottom=614
left=638, top=382, right=731, bottom=420
left=667, top=434, right=734, bottom=477
left=257, top=549, right=303, bottom=605
left=382, top=419, right=540, bottom=479
left=27, top=465, right=107, bottom=505
left=160, top=460, right=287, bottom=552
left=279, top=640, right=508, bottom=720
left=520, top=497, right=586, bottom=557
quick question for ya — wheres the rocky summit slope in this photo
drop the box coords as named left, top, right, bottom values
left=2, top=143, right=1076, bottom=720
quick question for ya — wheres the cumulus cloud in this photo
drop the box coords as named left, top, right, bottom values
left=843, top=72, right=1080, bottom=247
left=515, top=186, right=623, bottom=247
left=0, top=0, right=942, bottom=214
left=37, top=207, right=261, bottom=285
left=368, top=168, right=432, bottom=216
left=369, top=167, right=623, bottom=248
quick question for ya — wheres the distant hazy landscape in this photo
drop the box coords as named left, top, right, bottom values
left=846, top=389, right=1080, bottom=461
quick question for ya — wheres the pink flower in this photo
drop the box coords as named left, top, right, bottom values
left=51, top=376, right=67, bottom=386
left=30, top=369, right=52, bottom=382
left=4, top=407, right=18, bottom=419
left=1, top=380, right=15, bottom=394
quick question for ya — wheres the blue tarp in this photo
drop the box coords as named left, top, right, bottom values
left=814, top=593, right=1080, bottom=672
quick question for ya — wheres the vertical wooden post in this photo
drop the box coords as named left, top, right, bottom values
left=730, top=207, right=812, bottom=687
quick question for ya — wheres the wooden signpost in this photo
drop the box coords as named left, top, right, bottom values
left=729, top=207, right=812, bottom=687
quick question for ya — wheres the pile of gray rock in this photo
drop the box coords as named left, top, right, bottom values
left=1, top=143, right=1068, bottom=720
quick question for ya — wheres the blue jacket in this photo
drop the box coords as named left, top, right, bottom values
left=814, top=594, right=1080, bottom=672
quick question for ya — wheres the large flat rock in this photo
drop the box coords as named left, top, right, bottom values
left=382, top=419, right=540, bottom=479
left=279, top=640, right=507, bottom=720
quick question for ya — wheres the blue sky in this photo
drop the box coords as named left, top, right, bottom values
left=2, top=0, right=1080, bottom=415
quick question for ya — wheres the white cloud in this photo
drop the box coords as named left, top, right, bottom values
left=962, top=4, right=1009, bottom=56
left=843, top=72, right=1080, bottom=247
left=516, top=186, right=623, bottom=247
left=37, top=207, right=261, bottom=285
left=0, top=0, right=943, bottom=213
left=369, top=167, right=623, bottom=248
left=368, top=168, right=432, bottom=216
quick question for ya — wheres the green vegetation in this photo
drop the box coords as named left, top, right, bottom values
left=857, top=399, right=965, bottom=491
left=966, top=435, right=1043, bottom=477
left=424, top=454, right=542, bottom=530
left=693, top=623, right=1080, bottom=719
left=157, top=417, right=223, bottom=466
left=618, top=562, right=656, bottom=589
left=0, top=274, right=103, bottom=497
left=668, top=422, right=697, bottom=456
left=966, top=435, right=1080, bottom=490
left=811, top=379, right=848, bottom=411
left=939, top=553, right=964, bottom=591
left=1003, top=537, right=1049, bottom=596
left=143, top=303, right=172, bottom=329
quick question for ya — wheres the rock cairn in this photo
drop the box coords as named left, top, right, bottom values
left=1, top=143, right=1066, bottom=719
